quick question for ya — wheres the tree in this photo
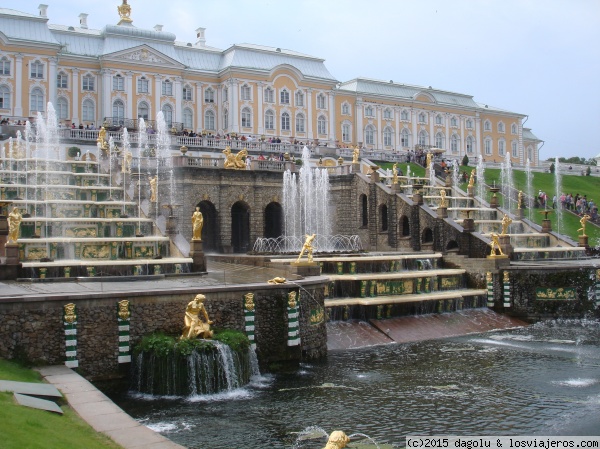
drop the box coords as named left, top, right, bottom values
left=586, top=166, right=591, bottom=176
left=549, top=162, right=555, bottom=174
left=462, top=155, right=469, bottom=166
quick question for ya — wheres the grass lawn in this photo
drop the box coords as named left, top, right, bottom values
left=0, top=359, right=122, bottom=449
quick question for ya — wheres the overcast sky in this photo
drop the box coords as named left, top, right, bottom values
left=12, top=0, right=600, bottom=161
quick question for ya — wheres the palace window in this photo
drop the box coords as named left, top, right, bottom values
left=30, top=61, right=44, bottom=79
left=265, top=110, right=274, bottom=130
left=113, top=74, right=124, bottom=91
left=82, top=99, right=95, bottom=122
left=241, top=84, right=251, bottom=101
left=295, top=90, right=304, bottom=107
left=204, top=110, right=215, bottom=130
left=401, top=128, right=410, bottom=147
left=162, top=104, right=173, bottom=126
left=183, top=85, right=192, bottom=101
left=56, top=97, right=68, bottom=120
left=498, top=122, right=505, bottom=133
left=30, top=88, right=44, bottom=112
left=280, top=89, right=290, bottom=104
left=138, top=101, right=149, bottom=120
left=183, top=108, right=193, bottom=130
left=484, top=120, right=491, bottom=131
left=365, top=105, right=374, bottom=117
left=317, top=115, right=327, bottom=135
left=383, top=108, right=392, bottom=120
left=296, top=113, right=305, bottom=133
left=485, top=138, right=492, bottom=155
left=223, top=87, right=228, bottom=102
left=466, top=119, right=473, bottom=129
left=527, top=146, right=533, bottom=162
left=0, top=85, right=11, bottom=109
left=383, top=126, right=393, bottom=146
left=512, top=141, right=518, bottom=157
left=342, top=103, right=350, bottom=115
left=281, top=112, right=290, bottom=131
left=511, top=123, right=517, bottom=134
left=204, top=88, right=214, bottom=103
left=0, top=57, right=10, bottom=76
left=223, top=109, right=229, bottom=130
left=83, top=75, right=95, bottom=91
left=466, top=136, right=474, bottom=154
left=365, top=125, right=375, bottom=145
left=264, top=87, right=274, bottom=103
left=450, top=116, right=458, bottom=127
left=418, top=112, right=426, bottom=124
left=435, top=132, right=444, bottom=149
left=418, top=130, right=428, bottom=146
left=112, top=99, right=125, bottom=121
left=498, top=139, right=505, bottom=156
left=317, top=93, right=326, bottom=109
left=451, top=134, right=459, bottom=153
left=342, top=123, right=351, bottom=142
left=138, top=76, right=149, bottom=93
left=57, top=72, right=68, bottom=89
left=435, top=114, right=443, bottom=125
left=241, top=107, right=252, bottom=128
left=401, top=110, right=409, bottom=121
left=161, top=79, right=173, bottom=96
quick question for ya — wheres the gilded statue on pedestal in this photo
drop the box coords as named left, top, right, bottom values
left=501, top=213, right=512, bottom=235
left=518, top=190, right=524, bottom=209
left=323, top=430, right=350, bottom=449
left=7, top=207, right=22, bottom=243
left=97, top=127, right=109, bottom=155
left=296, top=233, right=316, bottom=263
left=122, top=151, right=133, bottom=174
left=191, top=206, right=204, bottom=240
left=425, top=152, right=432, bottom=168
left=352, top=146, right=360, bottom=164
left=268, top=277, right=287, bottom=284
left=223, top=147, right=248, bottom=169
left=149, top=176, right=158, bottom=202
left=489, top=233, right=504, bottom=256
left=117, top=0, right=132, bottom=23
left=468, top=169, right=476, bottom=187
left=181, top=294, right=213, bottom=339
left=392, top=163, right=398, bottom=185
left=578, top=214, right=591, bottom=236
left=439, top=189, right=447, bottom=208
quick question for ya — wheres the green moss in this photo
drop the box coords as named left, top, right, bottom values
left=213, top=329, right=250, bottom=352
left=134, top=329, right=250, bottom=356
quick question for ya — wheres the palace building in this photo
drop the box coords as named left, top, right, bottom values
left=0, top=2, right=542, bottom=165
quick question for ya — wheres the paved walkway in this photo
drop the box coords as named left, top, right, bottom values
left=38, top=365, right=185, bottom=449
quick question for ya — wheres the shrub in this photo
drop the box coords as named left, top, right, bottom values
left=461, top=155, right=469, bottom=166
left=67, top=147, right=80, bottom=158
left=586, top=166, right=591, bottom=176
left=549, top=162, right=555, bottom=174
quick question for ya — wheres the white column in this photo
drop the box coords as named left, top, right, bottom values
left=102, top=69, right=112, bottom=121
left=196, top=82, right=203, bottom=132
left=475, top=114, right=481, bottom=158
left=306, top=88, right=313, bottom=140
left=394, top=108, right=400, bottom=151
left=356, top=99, right=363, bottom=144
left=445, top=113, right=450, bottom=154
left=14, top=54, right=23, bottom=116
left=257, top=82, right=264, bottom=135
left=216, top=84, right=222, bottom=132
left=230, top=79, right=239, bottom=133
left=125, top=71, right=133, bottom=121
left=174, top=77, right=182, bottom=123
left=376, top=106, right=382, bottom=149
left=154, top=75, right=162, bottom=120
left=411, top=109, right=417, bottom=148
left=328, top=90, right=336, bottom=144
left=460, top=116, right=465, bottom=159
left=518, top=118, right=524, bottom=164
left=49, top=57, right=58, bottom=105
left=429, top=111, right=434, bottom=147
left=72, top=69, right=80, bottom=125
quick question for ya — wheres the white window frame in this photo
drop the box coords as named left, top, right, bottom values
left=264, top=87, right=274, bottom=103
left=317, top=93, right=326, bottom=109
left=280, top=89, right=290, bottom=105
left=485, top=138, right=492, bottom=155
left=83, top=75, right=95, bottom=91
left=383, top=108, right=392, bottom=120
left=113, top=99, right=125, bottom=121
left=498, top=139, right=505, bottom=156
left=383, top=127, right=393, bottom=146
left=365, top=125, right=375, bottom=145
left=484, top=120, right=491, bottom=131
left=265, top=110, right=274, bottom=130
left=162, top=104, right=173, bottom=126
left=401, top=110, right=409, bottom=121
left=295, top=90, right=304, bottom=107
left=183, top=85, right=192, bottom=101
left=162, top=79, right=173, bottom=96
left=204, top=88, right=215, bottom=103
left=241, top=84, right=251, bottom=101
left=56, top=97, right=68, bottom=120
left=30, top=61, right=44, bottom=79
left=467, top=136, right=474, bottom=154
left=281, top=112, right=290, bottom=131
left=466, top=119, right=473, bottom=129
left=342, top=103, right=350, bottom=115
left=137, top=76, right=149, bottom=94
left=435, top=114, right=443, bottom=125
left=113, top=74, right=124, bottom=91
left=418, top=112, right=426, bottom=124
left=401, top=128, right=410, bottom=147
left=183, top=108, right=193, bottom=130
left=451, top=134, right=459, bottom=153
left=82, top=99, right=95, bottom=122
left=342, top=123, right=351, bottom=142
left=511, top=141, right=518, bottom=157
left=0, top=57, right=10, bottom=76
left=204, top=109, right=215, bottom=130
left=30, top=88, right=44, bottom=112
left=317, top=115, right=327, bottom=135
left=295, top=113, right=305, bottom=133
left=57, top=72, right=68, bottom=89
left=241, top=107, right=252, bottom=128
left=138, top=101, right=149, bottom=120
left=0, top=85, right=11, bottom=110
left=435, top=132, right=444, bottom=149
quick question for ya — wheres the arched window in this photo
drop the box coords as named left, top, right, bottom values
left=183, top=84, right=192, bottom=101
left=435, top=114, right=443, bottom=125
left=56, top=97, right=68, bottom=120
left=365, top=125, right=375, bottom=145
left=138, top=101, right=149, bottom=120
left=401, top=128, right=410, bottom=147
left=466, top=119, right=473, bottom=129
left=498, top=122, right=505, bottom=133
left=295, top=90, right=304, bottom=106
left=113, top=74, right=124, bottom=91
left=223, top=87, right=228, bottom=102
left=511, top=123, right=517, bottom=134
left=450, top=116, right=458, bottom=127
left=161, top=104, right=173, bottom=126
left=383, top=126, right=393, bottom=146
left=0, top=57, right=11, bottom=76
left=296, top=113, right=305, bottom=133
left=400, top=215, right=410, bottom=236
left=401, top=110, right=409, bottom=121
left=0, top=85, right=11, bottom=109
left=241, top=107, right=251, bottom=128
left=317, top=115, right=327, bottom=134
left=317, top=93, right=326, bottom=109
left=342, top=122, right=351, bottom=142
left=241, top=84, right=251, bottom=101
left=418, top=130, right=428, bottom=146
left=342, top=103, right=350, bottom=115
left=511, top=141, right=518, bottom=157
left=30, top=88, right=44, bottom=112
left=361, top=194, right=368, bottom=226
left=161, top=79, right=172, bottom=96
left=380, top=204, right=388, bottom=231
left=264, top=87, right=274, bottom=103
left=137, top=76, right=149, bottom=93
left=485, top=138, right=492, bottom=155
left=498, top=138, right=505, bottom=156
left=223, top=109, right=229, bottom=130
left=451, top=134, right=459, bottom=153
left=435, top=132, right=444, bottom=149
left=204, top=110, right=215, bottom=130
left=484, top=120, right=491, bottom=131
left=113, top=99, right=125, bottom=122
left=183, top=108, right=193, bottom=130
left=82, top=99, right=95, bottom=122
left=204, top=87, right=214, bottom=103
left=466, top=136, right=474, bottom=154
left=418, top=112, right=426, bottom=124
left=281, top=112, right=290, bottom=131
left=280, top=89, right=290, bottom=104
left=365, top=106, right=374, bottom=117
left=383, top=108, right=392, bottom=120
left=57, top=71, right=68, bottom=89
left=83, top=74, right=95, bottom=91
left=265, top=110, right=274, bottom=130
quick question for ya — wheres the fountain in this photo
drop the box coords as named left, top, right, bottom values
left=554, top=156, right=562, bottom=235
left=500, top=152, right=514, bottom=211
left=0, top=102, right=191, bottom=278
left=525, top=157, right=533, bottom=221
left=476, top=155, right=486, bottom=201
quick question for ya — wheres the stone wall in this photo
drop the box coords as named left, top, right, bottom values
left=0, top=279, right=327, bottom=378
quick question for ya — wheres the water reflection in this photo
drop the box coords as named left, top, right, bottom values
left=101, top=319, right=600, bottom=448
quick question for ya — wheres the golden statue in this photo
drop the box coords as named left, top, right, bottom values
left=439, top=189, right=447, bottom=208
left=296, top=233, right=316, bottom=263
left=468, top=169, right=476, bottom=187
left=122, top=151, right=133, bottom=174
left=323, top=430, right=350, bottom=449
left=352, top=146, right=360, bottom=164
left=267, top=277, right=287, bottom=285
left=578, top=214, right=591, bottom=236
left=149, top=176, right=158, bottom=202
left=425, top=152, right=432, bottom=168
left=7, top=207, right=22, bottom=243
left=117, top=300, right=130, bottom=320
left=97, top=127, right=109, bottom=155
left=518, top=190, right=524, bottom=209
left=392, top=163, right=398, bottom=185
left=287, top=291, right=297, bottom=309
left=244, top=293, right=255, bottom=311
left=501, top=213, right=512, bottom=235
left=181, top=294, right=214, bottom=340
left=117, top=0, right=133, bottom=23
left=489, top=233, right=504, bottom=256
left=63, top=303, right=77, bottom=324
left=191, top=207, right=204, bottom=240
left=223, top=146, right=248, bottom=169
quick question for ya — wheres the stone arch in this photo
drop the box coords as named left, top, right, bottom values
left=379, top=204, right=388, bottom=231
left=422, top=227, right=433, bottom=244
left=196, top=200, right=219, bottom=252
left=360, top=194, right=368, bottom=227
left=400, top=215, right=410, bottom=236
left=231, top=201, right=251, bottom=253
left=264, top=202, right=283, bottom=238
left=446, top=240, right=459, bottom=251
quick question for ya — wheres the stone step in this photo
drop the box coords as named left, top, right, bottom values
left=325, top=289, right=487, bottom=307
left=327, top=268, right=465, bottom=281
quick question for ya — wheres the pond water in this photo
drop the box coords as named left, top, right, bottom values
left=100, top=318, right=600, bottom=448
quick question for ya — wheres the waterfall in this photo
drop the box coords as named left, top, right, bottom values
left=526, top=158, right=533, bottom=221
left=555, top=156, right=562, bottom=234
left=476, top=155, right=486, bottom=201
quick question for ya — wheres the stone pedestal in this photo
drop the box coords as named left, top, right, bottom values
left=5, top=243, right=19, bottom=264
left=541, top=219, right=552, bottom=233
left=1, top=243, right=21, bottom=280
left=425, top=168, right=431, bottom=179
left=489, top=194, right=500, bottom=208
left=514, top=208, right=524, bottom=220
left=486, top=254, right=510, bottom=268
left=579, top=235, right=589, bottom=247
left=352, top=162, right=360, bottom=173
left=445, top=176, right=452, bottom=188
left=467, top=186, right=474, bottom=198
left=291, top=262, right=321, bottom=277
left=413, top=192, right=423, bottom=205
left=462, top=218, right=475, bottom=232
left=370, top=171, right=380, bottom=183
left=499, top=234, right=514, bottom=259
left=437, top=207, right=448, bottom=219
left=391, top=183, right=400, bottom=193
left=189, top=239, right=206, bottom=272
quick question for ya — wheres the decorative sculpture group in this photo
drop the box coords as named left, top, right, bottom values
left=323, top=430, right=350, bottom=449
left=223, top=147, right=248, bottom=170
left=489, top=233, right=504, bottom=256
left=181, top=294, right=213, bottom=340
